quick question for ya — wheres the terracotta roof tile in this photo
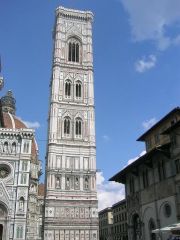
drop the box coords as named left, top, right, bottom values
left=38, top=183, right=45, bottom=196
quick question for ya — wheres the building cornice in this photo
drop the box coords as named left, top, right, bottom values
left=56, top=6, right=93, bottom=22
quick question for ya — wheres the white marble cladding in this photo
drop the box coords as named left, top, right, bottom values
left=44, top=6, right=99, bottom=240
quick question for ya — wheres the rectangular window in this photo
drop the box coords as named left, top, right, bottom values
left=175, top=159, right=180, bottom=174
left=171, top=135, right=177, bottom=147
left=16, top=226, right=23, bottom=238
left=129, top=177, right=135, bottom=193
left=158, top=161, right=166, bottom=181
left=21, top=174, right=27, bottom=184
left=66, top=156, right=73, bottom=169
left=154, top=134, right=160, bottom=144
left=84, top=176, right=90, bottom=190
left=142, top=169, right=149, bottom=188
left=39, top=226, right=42, bottom=237
left=74, top=157, right=79, bottom=170
left=65, top=175, right=73, bottom=190
left=84, top=157, right=89, bottom=170
left=22, top=161, right=28, bottom=171
left=146, top=138, right=152, bottom=149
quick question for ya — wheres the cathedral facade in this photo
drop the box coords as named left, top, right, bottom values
left=44, top=6, right=99, bottom=240
left=0, top=90, right=43, bottom=240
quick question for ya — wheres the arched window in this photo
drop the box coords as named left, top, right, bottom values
left=65, top=81, right=71, bottom=98
left=64, top=118, right=71, bottom=135
left=3, top=142, right=8, bottom=153
left=68, top=39, right=80, bottom=63
left=12, top=142, right=16, bottom=154
left=75, top=118, right=82, bottom=137
left=19, top=197, right=24, bottom=211
left=75, top=82, right=82, bottom=98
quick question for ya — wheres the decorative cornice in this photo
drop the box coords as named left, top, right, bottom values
left=0, top=128, right=34, bottom=139
left=56, top=6, right=93, bottom=22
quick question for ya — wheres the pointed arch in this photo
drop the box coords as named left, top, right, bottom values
left=75, top=117, right=82, bottom=138
left=19, top=197, right=25, bottom=211
left=63, top=117, right=71, bottom=136
left=67, top=37, right=81, bottom=63
left=75, top=80, right=82, bottom=99
left=65, top=80, right=72, bottom=98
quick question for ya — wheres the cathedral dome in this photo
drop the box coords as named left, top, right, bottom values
left=1, top=112, right=38, bottom=161
left=2, top=112, right=26, bottom=129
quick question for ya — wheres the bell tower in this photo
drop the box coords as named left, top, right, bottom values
left=44, top=6, right=99, bottom=240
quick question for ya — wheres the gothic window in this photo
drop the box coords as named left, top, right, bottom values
left=64, top=117, right=71, bottom=135
left=65, top=81, right=71, bottom=98
left=16, top=226, right=23, bottom=238
left=68, top=39, right=80, bottom=63
left=19, top=197, right=24, bottom=211
left=75, top=82, right=82, bottom=98
left=75, top=118, right=82, bottom=137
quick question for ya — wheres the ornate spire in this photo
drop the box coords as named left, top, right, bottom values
left=1, top=90, right=16, bottom=115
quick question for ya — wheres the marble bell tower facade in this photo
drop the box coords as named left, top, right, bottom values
left=44, top=6, right=99, bottom=240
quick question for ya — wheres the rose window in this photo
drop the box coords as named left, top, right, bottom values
left=0, top=165, right=10, bottom=179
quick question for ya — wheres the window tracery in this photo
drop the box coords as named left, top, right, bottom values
left=64, top=117, right=71, bottom=135
left=75, top=81, right=82, bottom=99
left=75, top=118, right=82, bottom=137
left=68, top=38, right=80, bottom=63
left=65, top=81, right=71, bottom=98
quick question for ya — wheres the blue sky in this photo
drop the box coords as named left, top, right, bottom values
left=0, top=0, right=180, bottom=209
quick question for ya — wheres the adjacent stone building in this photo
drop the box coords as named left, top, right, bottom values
left=44, top=6, right=99, bottom=240
left=99, top=207, right=113, bottom=240
left=112, top=200, right=128, bottom=240
left=99, top=200, right=128, bottom=240
left=110, top=107, right=180, bottom=240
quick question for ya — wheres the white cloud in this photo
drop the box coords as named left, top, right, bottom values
left=23, top=121, right=41, bottom=129
left=97, top=172, right=125, bottom=211
left=142, top=117, right=157, bottom=130
left=102, top=135, right=110, bottom=142
left=120, top=0, right=180, bottom=50
left=135, top=54, right=157, bottom=73
left=97, top=151, right=147, bottom=211
left=18, top=117, right=41, bottom=129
